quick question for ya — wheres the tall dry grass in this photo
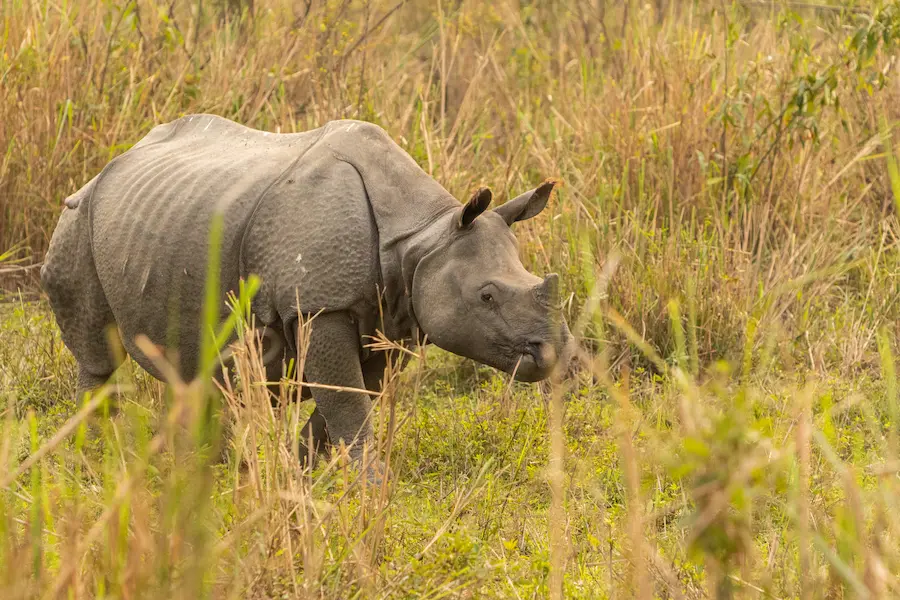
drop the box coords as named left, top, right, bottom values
left=2, top=0, right=898, bottom=367
left=2, top=0, right=900, bottom=598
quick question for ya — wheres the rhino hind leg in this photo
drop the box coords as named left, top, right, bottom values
left=361, top=351, right=389, bottom=393
left=75, top=355, right=119, bottom=396
left=42, top=209, right=126, bottom=400
left=56, top=290, right=125, bottom=401
left=299, top=408, right=330, bottom=467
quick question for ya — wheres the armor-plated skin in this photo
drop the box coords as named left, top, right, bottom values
left=41, top=114, right=574, bottom=460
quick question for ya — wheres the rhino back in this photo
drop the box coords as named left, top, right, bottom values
left=88, top=114, right=323, bottom=377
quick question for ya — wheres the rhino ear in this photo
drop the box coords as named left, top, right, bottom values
left=457, top=187, right=493, bottom=228
left=494, top=180, right=557, bottom=226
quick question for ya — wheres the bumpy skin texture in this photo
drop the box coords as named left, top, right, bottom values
left=42, top=114, right=574, bottom=460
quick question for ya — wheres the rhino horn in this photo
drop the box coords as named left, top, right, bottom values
left=533, top=273, right=559, bottom=306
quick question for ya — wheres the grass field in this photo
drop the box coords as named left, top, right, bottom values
left=2, top=0, right=900, bottom=597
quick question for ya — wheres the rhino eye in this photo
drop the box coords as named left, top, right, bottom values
left=480, top=292, right=494, bottom=304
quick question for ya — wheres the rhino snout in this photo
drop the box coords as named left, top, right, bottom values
left=524, top=339, right=557, bottom=371
left=515, top=319, right=578, bottom=382
left=514, top=329, right=570, bottom=382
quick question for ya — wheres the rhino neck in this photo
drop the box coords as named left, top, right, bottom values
left=323, top=121, right=458, bottom=342
left=388, top=211, right=456, bottom=344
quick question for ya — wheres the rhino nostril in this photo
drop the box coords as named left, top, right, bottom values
left=524, top=340, right=557, bottom=368
left=524, top=338, right=542, bottom=352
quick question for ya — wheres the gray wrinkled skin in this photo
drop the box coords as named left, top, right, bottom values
left=42, top=114, right=574, bottom=460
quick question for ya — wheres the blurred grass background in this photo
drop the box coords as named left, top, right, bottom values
left=1, top=0, right=900, bottom=597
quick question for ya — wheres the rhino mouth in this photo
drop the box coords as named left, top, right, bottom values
left=513, top=355, right=551, bottom=382
left=505, top=328, right=576, bottom=383
left=509, top=340, right=559, bottom=382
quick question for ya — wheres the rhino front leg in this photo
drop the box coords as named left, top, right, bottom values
left=299, top=349, right=389, bottom=466
left=299, top=312, right=373, bottom=462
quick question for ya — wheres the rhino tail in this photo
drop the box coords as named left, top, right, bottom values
left=63, top=173, right=102, bottom=210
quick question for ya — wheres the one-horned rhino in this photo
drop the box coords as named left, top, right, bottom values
left=41, top=114, right=574, bottom=462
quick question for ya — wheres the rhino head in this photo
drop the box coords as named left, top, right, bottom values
left=411, top=181, right=575, bottom=382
